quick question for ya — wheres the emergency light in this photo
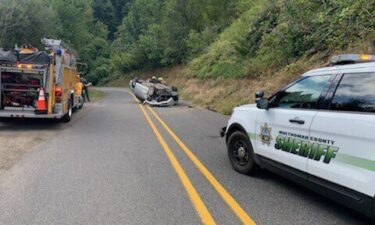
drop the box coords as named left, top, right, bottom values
left=16, top=63, right=46, bottom=70
left=331, top=54, right=375, bottom=65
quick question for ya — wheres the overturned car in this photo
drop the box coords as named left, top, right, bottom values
left=129, top=77, right=179, bottom=106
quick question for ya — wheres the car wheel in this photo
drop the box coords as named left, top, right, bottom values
left=61, top=100, right=72, bottom=123
left=227, top=131, right=257, bottom=175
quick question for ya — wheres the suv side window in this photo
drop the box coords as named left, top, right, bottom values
left=269, top=75, right=331, bottom=109
left=330, top=73, right=375, bottom=113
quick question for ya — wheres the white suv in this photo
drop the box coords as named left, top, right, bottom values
left=221, top=54, right=375, bottom=218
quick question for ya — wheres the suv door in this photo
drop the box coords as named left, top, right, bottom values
left=308, top=72, right=375, bottom=200
left=255, top=74, right=333, bottom=172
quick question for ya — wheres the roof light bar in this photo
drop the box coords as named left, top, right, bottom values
left=331, top=54, right=375, bottom=65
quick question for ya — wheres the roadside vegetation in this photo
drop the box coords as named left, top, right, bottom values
left=1, top=0, right=374, bottom=114
left=106, top=0, right=375, bottom=114
left=104, top=0, right=375, bottom=81
left=89, top=88, right=105, bottom=102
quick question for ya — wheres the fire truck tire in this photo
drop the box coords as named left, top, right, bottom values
left=61, top=100, right=72, bottom=123
left=77, top=95, right=84, bottom=110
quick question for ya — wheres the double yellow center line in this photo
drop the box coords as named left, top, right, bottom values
left=131, top=93, right=256, bottom=225
left=136, top=100, right=216, bottom=224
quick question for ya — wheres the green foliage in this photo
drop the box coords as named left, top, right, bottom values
left=93, top=0, right=117, bottom=38
left=0, top=0, right=116, bottom=84
left=49, top=0, right=114, bottom=83
left=188, top=0, right=375, bottom=79
left=0, top=0, right=60, bottom=49
left=185, top=25, right=220, bottom=60
left=1, top=0, right=374, bottom=84
left=109, top=0, right=241, bottom=75
left=49, top=0, right=94, bottom=53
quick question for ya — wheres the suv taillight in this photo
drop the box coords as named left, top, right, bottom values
left=55, top=87, right=63, bottom=103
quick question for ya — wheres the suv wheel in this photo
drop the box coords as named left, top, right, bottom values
left=227, top=131, right=257, bottom=175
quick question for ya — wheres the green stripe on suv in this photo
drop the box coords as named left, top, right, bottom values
left=336, top=154, right=375, bottom=172
left=248, top=132, right=257, bottom=141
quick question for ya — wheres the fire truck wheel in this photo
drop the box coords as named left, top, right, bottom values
left=77, top=95, right=84, bottom=110
left=61, top=100, right=73, bottom=123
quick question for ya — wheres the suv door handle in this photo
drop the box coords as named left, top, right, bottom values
left=289, top=118, right=305, bottom=125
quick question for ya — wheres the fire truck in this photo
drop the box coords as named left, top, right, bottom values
left=0, top=38, right=84, bottom=122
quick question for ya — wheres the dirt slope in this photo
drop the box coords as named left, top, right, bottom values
left=106, top=54, right=327, bottom=114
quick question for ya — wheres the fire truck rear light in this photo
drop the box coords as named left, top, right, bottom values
left=55, top=87, right=63, bottom=103
left=55, top=87, right=63, bottom=97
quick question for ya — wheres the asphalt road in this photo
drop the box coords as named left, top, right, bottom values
left=0, top=88, right=371, bottom=225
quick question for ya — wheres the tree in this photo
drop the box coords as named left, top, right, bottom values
left=0, top=0, right=60, bottom=49
left=93, top=0, right=117, bottom=39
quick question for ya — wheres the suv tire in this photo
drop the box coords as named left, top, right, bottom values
left=227, top=131, right=257, bottom=175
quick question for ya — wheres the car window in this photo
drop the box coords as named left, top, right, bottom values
left=330, top=73, right=375, bottom=113
left=270, top=75, right=331, bottom=109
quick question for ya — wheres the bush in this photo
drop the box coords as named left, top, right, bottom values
left=185, top=0, right=375, bottom=79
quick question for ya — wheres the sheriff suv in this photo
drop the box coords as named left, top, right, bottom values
left=222, top=54, right=375, bottom=218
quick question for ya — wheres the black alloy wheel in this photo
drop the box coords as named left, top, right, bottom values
left=227, top=131, right=257, bottom=175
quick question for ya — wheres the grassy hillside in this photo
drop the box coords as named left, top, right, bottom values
left=105, top=0, right=374, bottom=114
left=107, top=54, right=325, bottom=114
left=186, top=0, right=375, bottom=79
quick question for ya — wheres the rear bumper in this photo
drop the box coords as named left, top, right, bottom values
left=0, top=110, right=63, bottom=119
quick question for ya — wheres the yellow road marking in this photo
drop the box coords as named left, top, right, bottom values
left=130, top=93, right=217, bottom=225
left=147, top=106, right=257, bottom=225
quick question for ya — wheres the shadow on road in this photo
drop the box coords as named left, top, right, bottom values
left=251, top=169, right=372, bottom=224
left=0, top=118, right=63, bottom=131
left=0, top=103, right=95, bottom=132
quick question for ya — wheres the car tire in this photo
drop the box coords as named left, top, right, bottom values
left=61, top=100, right=72, bottom=123
left=227, top=131, right=257, bottom=175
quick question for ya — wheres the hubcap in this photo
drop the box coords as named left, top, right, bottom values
left=232, top=140, right=249, bottom=166
left=238, top=147, right=246, bottom=159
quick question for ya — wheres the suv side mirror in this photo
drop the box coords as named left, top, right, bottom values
left=255, top=91, right=264, bottom=100
left=257, top=98, right=269, bottom=110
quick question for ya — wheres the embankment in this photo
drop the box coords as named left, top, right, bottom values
left=105, top=53, right=329, bottom=114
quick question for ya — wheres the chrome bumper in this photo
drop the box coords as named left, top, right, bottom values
left=0, top=110, right=64, bottom=119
